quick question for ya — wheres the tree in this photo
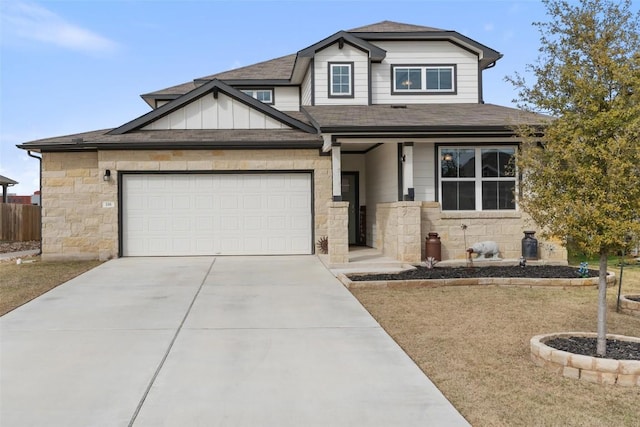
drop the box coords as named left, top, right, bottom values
left=507, top=0, right=640, bottom=356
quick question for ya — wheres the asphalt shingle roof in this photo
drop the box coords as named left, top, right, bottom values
left=302, top=104, right=551, bottom=131
left=144, top=21, right=450, bottom=99
left=145, top=54, right=296, bottom=97
left=197, top=54, right=296, bottom=81
left=17, top=128, right=322, bottom=151
left=348, top=20, right=445, bottom=33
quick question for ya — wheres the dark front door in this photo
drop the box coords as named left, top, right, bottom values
left=341, top=172, right=359, bottom=245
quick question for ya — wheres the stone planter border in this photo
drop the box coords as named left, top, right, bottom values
left=338, top=272, right=616, bottom=290
left=530, top=332, right=640, bottom=387
left=620, top=295, right=640, bottom=318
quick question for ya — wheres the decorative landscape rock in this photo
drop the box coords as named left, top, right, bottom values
left=341, top=265, right=616, bottom=289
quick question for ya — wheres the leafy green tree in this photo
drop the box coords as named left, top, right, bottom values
left=507, top=0, right=640, bottom=356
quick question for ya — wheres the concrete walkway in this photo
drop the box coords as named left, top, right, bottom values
left=1, top=256, right=468, bottom=426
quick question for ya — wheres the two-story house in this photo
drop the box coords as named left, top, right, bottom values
left=18, top=21, right=566, bottom=263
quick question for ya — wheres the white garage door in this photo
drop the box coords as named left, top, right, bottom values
left=122, top=173, right=312, bottom=256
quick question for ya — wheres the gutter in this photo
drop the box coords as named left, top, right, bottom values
left=27, top=151, right=43, bottom=255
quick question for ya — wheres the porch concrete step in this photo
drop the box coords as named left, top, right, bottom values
left=329, top=263, right=416, bottom=277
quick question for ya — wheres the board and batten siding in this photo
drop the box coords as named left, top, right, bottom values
left=370, top=41, right=479, bottom=104
left=412, top=142, right=437, bottom=202
left=364, top=143, right=398, bottom=246
left=273, top=86, right=300, bottom=111
left=142, top=93, right=288, bottom=130
left=313, top=44, right=369, bottom=105
left=301, top=67, right=312, bottom=106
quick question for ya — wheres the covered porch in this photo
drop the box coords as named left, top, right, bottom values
left=323, top=137, right=567, bottom=267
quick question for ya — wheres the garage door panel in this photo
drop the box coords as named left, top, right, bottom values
left=172, top=195, right=191, bottom=209
left=195, top=195, right=213, bottom=209
left=289, top=194, right=310, bottom=209
left=242, top=195, right=261, bottom=209
left=290, top=216, right=310, bottom=230
left=221, top=196, right=239, bottom=209
left=170, top=216, right=191, bottom=232
left=148, top=218, right=168, bottom=233
left=267, top=196, right=286, bottom=210
left=123, top=173, right=312, bottom=256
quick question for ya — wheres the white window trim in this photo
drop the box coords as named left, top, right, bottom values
left=439, top=146, right=518, bottom=211
left=392, top=65, right=456, bottom=94
left=329, top=62, right=354, bottom=97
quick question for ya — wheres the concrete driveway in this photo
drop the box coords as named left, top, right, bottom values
left=1, top=256, right=468, bottom=426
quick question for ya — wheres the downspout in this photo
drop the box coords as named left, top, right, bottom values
left=479, top=60, right=498, bottom=104
left=27, top=151, right=43, bottom=255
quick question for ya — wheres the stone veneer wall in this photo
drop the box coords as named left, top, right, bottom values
left=375, top=202, right=422, bottom=264
left=41, top=149, right=331, bottom=260
left=327, top=201, right=349, bottom=264
left=41, top=152, right=104, bottom=260
left=420, top=202, right=567, bottom=262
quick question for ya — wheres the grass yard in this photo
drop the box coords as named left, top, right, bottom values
left=351, top=263, right=640, bottom=426
left=0, top=258, right=102, bottom=316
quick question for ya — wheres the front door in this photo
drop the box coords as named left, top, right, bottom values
left=341, top=172, right=359, bottom=245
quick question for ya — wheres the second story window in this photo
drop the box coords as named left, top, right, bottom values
left=240, top=89, right=273, bottom=104
left=392, top=65, right=456, bottom=94
left=329, top=62, right=354, bottom=97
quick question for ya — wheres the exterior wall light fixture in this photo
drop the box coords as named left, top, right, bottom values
left=103, top=169, right=111, bottom=181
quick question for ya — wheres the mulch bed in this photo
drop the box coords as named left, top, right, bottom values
left=546, top=337, right=640, bottom=360
left=348, top=265, right=600, bottom=282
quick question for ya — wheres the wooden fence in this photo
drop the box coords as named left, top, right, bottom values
left=0, top=203, right=41, bottom=241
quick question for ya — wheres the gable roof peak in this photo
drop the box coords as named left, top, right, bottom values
left=113, top=79, right=317, bottom=135
left=348, top=20, right=446, bottom=33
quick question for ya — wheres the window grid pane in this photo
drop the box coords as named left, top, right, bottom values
left=331, top=65, right=351, bottom=95
left=395, top=68, right=422, bottom=90
left=441, top=147, right=516, bottom=211
left=425, top=67, right=453, bottom=91
left=439, top=69, right=452, bottom=90
left=240, top=89, right=272, bottom=103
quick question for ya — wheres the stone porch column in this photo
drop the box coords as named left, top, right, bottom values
left=328, top=201, right=349, bottom=264
left=396, top=201, right=422, bottom=264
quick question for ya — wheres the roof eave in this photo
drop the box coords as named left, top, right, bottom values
left=316, top=125, right=545, bottom=134
left=17, top=140, right=323, bottom=152
left=354, top=30, right=502, bottom=65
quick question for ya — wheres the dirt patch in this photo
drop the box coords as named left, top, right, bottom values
left=546, top=337, right=640, bottom=360
left=348, top=265, right=598, bottom=281
left=0, top=259, right=102, bottom=316
left=350, top=266, right=640, bottom=425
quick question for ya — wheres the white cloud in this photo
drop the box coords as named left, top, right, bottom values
left=1, top=1, right=118, bottom=55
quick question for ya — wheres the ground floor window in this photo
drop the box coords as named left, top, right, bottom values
left=439, top=146, right=516, bottom=211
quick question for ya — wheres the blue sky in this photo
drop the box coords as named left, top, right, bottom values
left=0, top=0, right=581, bottom=195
